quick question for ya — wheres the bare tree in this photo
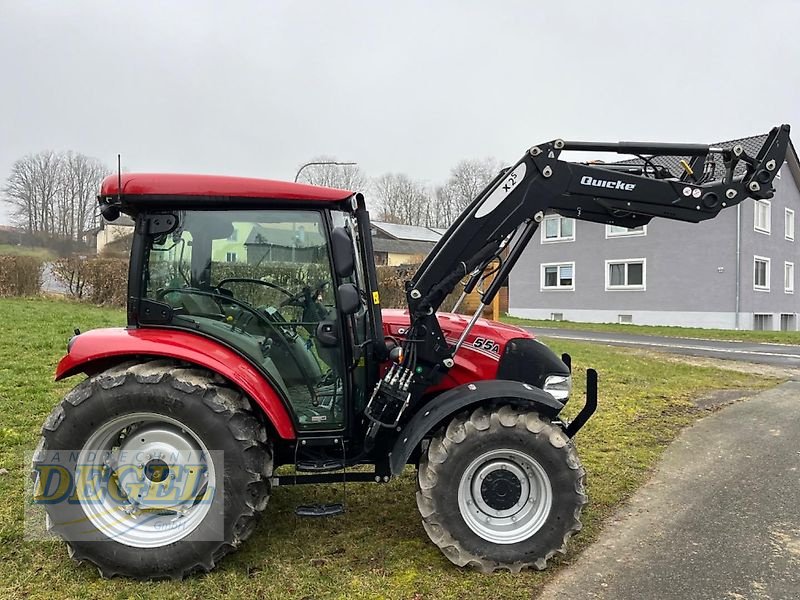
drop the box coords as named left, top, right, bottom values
left=3, top=151, right=60, bottom=234
left=373, top=173, right=431, bottom=226
left=433, top=157, right=503, bottom=227
left=295, top=156, right=368, bottom=191
left=58, top=152, right=110, bottom=240
left=2, top=151, right=109, bottom=240
left=431, top=184, right=458, bottom=229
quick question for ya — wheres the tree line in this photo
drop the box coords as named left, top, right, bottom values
left=0, top=150, right=502, bottom=241
left=296, top=155, right=502, bottom=228
left=2, top=151, right=110, bottom=241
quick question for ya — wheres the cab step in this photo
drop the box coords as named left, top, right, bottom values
left=296, top=460, right=345, bottom=472
left=295, top=503, right=345, bottom=517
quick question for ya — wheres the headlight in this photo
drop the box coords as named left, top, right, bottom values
left=543, top=374, right=572, bottom=402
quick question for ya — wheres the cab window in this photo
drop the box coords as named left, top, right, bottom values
left=144, top=209, right=345, bottom=430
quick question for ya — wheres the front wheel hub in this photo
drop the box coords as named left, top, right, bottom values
left=458, top=449, right=552, bottom=545
left=480, top=466, right=523, bottom=511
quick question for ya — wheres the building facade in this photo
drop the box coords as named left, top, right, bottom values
left=509, top=140, right=800, bottom=331
left=95, top=215, right=135, bottom=254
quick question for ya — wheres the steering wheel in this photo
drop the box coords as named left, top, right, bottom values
left=217, top=277, right=294, bottom=300
left=218, top=277, right=328, bottom=329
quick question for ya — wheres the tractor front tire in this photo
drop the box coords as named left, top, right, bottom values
left=33, top=360, right=272, bottom=580
left=416, top=405, right=586, bottom=573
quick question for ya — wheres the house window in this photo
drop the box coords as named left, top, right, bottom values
left=753, top=314, right=773, bottom=331
left=542, top=215, right=575, bottom=243
left=226, top=252, right=238, bottom=263
left=606, top=224, right=647, bottom=238
left=780, top=314, right=796, bottom=331
left=753, top=256, right=770, bottom=291
left=785, top=262, right=794, bottom=294
left=786, top=208, right=795, bottom=241
left=605, top=259, right=645, bottom=290
left=754, top=200, right=771, bottom=234
left=541, top=262, right=575, bottom=290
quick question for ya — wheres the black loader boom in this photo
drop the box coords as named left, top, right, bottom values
left=364, top=124, right=791, bottom=440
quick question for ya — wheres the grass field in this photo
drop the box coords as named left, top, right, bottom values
left=0, top=244, right=56, bottom=260
left=0, top=297, right=783, bottom=599
left=502, top=314, right=800, bottom=346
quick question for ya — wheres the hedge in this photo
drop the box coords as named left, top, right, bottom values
left=50, top=256, right=465, bottom=312
left=52, top=256, right=129, bottom=306
left=0, top=255, right=43, bottom=297
left=84, top=258, right=129, bottom=306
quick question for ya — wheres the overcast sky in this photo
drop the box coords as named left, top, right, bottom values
left=1, top=0, right=799, bottom=224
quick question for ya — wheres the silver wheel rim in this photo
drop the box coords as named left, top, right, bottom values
left=457, top=448, right=552, bottom=545
left=77, top=411, right=216, bottom=548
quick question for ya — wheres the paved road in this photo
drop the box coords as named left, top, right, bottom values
left=538, top=380, right=800, bottom=600
left=526, top=326, right=800, bottom=368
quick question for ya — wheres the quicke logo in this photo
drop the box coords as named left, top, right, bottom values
left=580, top=175, right=636, bottom=191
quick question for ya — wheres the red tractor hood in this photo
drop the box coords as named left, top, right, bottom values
left=381, top=309, right=533, bottom=391
left=382, top=309, right=531, bottom=349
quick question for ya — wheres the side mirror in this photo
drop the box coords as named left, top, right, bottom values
left=337, top=282, right=360, bottom=315
left=331, top=227, right=355, bottom=278
left=100, top=202, right=120, bottom=222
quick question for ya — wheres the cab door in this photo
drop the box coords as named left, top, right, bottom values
left=143, top=208, right=349, bottom=431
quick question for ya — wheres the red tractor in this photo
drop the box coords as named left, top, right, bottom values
left=34, top=126, right=789, bottom=579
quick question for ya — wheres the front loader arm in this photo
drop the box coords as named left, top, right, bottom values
left=411, top=124, right=790, bottom=316
left=363, top=124, right=790, bottom=443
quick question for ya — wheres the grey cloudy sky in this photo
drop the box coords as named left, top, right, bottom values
left=1, top=0, right=799, bottom=224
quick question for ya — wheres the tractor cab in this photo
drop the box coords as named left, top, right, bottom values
left=103, top=174, right=378, bottom=434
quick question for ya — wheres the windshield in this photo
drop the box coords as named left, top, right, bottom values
left=143, top=209, right=346, bottom=430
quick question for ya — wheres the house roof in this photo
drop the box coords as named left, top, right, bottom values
left=371, top=221, right=444, bottom=242
left=100, top=173, right=353, bottom=203
left=372, top=237, right=437, bottom=256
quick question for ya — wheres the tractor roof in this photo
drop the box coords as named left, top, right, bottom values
left=100, top=173, right=354, bottom=204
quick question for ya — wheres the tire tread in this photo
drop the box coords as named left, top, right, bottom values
left=416, top=405, right=586, bottom=573
left=33, top=359, right=273, bottom=580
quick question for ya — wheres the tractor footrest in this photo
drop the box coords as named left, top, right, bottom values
left=295, top=503, right=345, bottom=518
left=296, top=460, right=345, bottom=472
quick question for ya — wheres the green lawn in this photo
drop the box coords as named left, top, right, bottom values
left=0, top=244, right=56, bottom=260
left=502, top=314, right=800, bottom=346
left=0, top=297, right=783, bottom=600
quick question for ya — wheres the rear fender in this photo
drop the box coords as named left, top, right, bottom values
left=388, top=379, right=563, bottom=476
left=56, top=327, right=296, bottom=440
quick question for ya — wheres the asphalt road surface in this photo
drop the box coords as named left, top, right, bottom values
left=526, top=327, right=800, bottom=368
left=538, top=380, right=800, bottom=600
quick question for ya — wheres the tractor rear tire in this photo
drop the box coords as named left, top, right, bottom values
left=416, top=404, right=586, bottom=573
left=32, top=360, right=272, bottom=580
